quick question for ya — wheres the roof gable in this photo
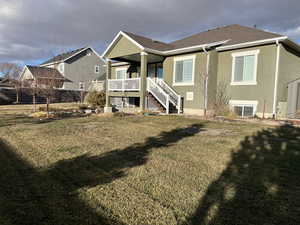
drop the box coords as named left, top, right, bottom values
left=41, top=47, right=104, bottom=66
left=106, top=35, right=142, bottom=59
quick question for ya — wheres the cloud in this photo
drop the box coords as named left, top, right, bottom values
left=0, top=0, right=300, bottom=63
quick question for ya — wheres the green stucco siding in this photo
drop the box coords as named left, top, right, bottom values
left=163, top=52, right=207, bottom=109
left=106, top=36, right=141, bottom=59
left=207, top=50, right=219, bottom=110
left=278, top=44, right=300, bottom=102
left=217, top=45, right=277, bottom=114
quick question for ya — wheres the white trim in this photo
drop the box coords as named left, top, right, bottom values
left=101, top=31, right=145, bottom=58
left=111, top=62, right=130, bottom=67
left=229, top=100, right=258, bottom=117
left=58, top=63, right=65, bottom=74
left=231, top=49, right=260, bottom=57
left=162, top=40, right=229, bottom=55
left=231, top=49, right=259, bottom=86
left=217, top=36, right=288, bottom=51
left=172, top=55, right=196, bottom=86
left=272, top=41, right=281, bottom=117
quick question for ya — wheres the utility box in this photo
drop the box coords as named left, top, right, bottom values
left=277, top=102, right=287, bottom=119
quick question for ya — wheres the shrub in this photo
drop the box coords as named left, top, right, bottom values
left=84, top=91, right=106, bottom=108
left=30, top=111, right=53, bottom=118
left=78, top=104, right=88, bottom=110
left=38, top=106, right=59, bottom=112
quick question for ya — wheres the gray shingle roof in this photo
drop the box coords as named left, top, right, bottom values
left=123, top=32, right=174, bottom=51
left=123, top=24, right=283, bottom=51
left=27, top=66, right=67, bottom=80
left=41, top=47, right=86, bottom=65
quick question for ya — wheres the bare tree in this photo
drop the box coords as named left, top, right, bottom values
left=0, top=63, right=23, bottom=103
left=211, top=82, right=231, bottom=116
left=36, top=68, right=65, bottom=117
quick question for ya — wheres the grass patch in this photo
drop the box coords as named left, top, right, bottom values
left=0, top=109, right=299, bottom=225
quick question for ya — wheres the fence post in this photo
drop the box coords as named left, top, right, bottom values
left=166, top=95, right=169, bottom=114
left=178, top=96, right=181, bottom=114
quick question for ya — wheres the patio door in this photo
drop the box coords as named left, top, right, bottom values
left=156, top=63, right=163, bottom=81
left=148, top=63, right=163, bottom=82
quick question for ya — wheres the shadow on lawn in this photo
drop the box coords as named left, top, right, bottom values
left=188, top=124, right=300, bottom=225
left=0, top=123, right=203, bottom=225
left=0, top=113, right=87, bottom=127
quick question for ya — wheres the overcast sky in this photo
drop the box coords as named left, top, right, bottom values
left=0, top=0, right=300, bottom=65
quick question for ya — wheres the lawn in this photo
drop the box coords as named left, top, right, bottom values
left=0, top=106, right=299, bottom=225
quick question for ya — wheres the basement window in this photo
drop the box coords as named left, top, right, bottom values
left=229, top=100, right=257, bottom=117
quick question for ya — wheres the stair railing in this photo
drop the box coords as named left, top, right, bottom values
left=156, top=79, right=182, bottom=114
left=147, top=78, right=169, bottom=114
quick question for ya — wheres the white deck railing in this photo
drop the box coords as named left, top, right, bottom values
left=108, top=78, right=140, bottom=91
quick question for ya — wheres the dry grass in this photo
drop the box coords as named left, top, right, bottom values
left=0, top=108, right=299, bottom=225
left=0, top=103, right=79, bottom=115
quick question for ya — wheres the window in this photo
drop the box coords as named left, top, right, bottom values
left=229, top=100, right=258, bottom=117
left=116, top=68, right=127, bottom=79
left=59, top=63, right=64, bottom=73
left=79, top=82, right=84, bottom=90
left=231, top=50, right=259, bottom=85
left=95, top=65, right=100, bottom=74
left=173, top=55, right=195, bottom=85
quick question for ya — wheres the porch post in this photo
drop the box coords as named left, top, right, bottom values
left=105, top=59, right=112, bottom=111
left=140, top=51, right=148, bottom=111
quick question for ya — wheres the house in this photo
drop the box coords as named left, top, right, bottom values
left=27, top=47, right=105, bottom=91
left=20, top=65, right=69, bottom=88
left=101, top=24, right=300, bottom=119
left=0, top=77, right=14, bottom=89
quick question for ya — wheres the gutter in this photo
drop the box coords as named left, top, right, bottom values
left=272, top=40, right=281, bottom=118
left=202, top=46, right=210, bottom=115
left=216, top=36, right=288, bottom=51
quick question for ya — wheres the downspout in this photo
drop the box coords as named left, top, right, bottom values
left=272, top=40, right=281, bottom=119
left=202, top=46, right=210, bottom=117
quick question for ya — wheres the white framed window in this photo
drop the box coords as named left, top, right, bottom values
left=173, top=55, right=195, bottom=86
left=231, top=50, right=259, bottom=85
left=95, top=65, right=100, bottom=74
left=229, top=100, right=258, bottom=117
left=115, top=67, right=127, bottom=79
left=59, top=63, right=64, bottom=73
left=79, top=82, right=84, bottom=90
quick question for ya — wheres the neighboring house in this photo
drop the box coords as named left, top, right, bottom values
left=20, top=65, right=69, bottom=88
left=0, top=77, right=14, bottom=89
left=101, top=24, right=300, bottom=119
left=39, top=47, right=105, bottom=91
